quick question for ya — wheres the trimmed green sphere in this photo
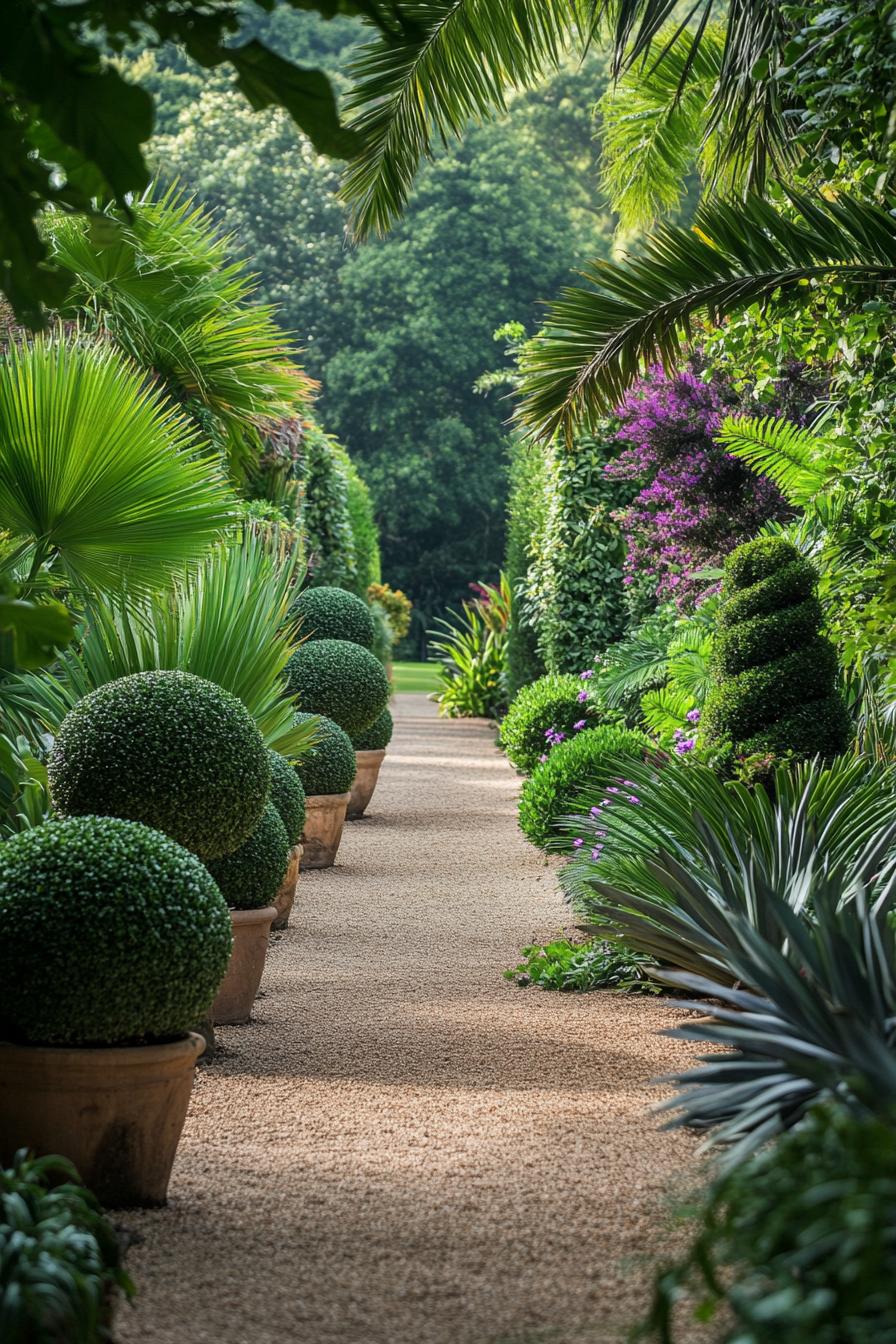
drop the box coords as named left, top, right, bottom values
left=205, top=802, right=289, bottom=911
left=268, top=750, right=306, bottom=847
left=518, top=726, right=649, bottom=849
left=48, top=670, right=269, bottom=861
left=500, top=674, right=603, bottom=774
left=291, top=585, right=375, bottom=649
left=294, top=712, right=356, bottom=797
left=351, top=707, right=394, bottom=752
left=0, top=816, right=232, bottom=1047
left=285, top=638, right=389, bottom=736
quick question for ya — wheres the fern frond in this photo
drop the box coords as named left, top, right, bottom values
left=715, top=414, right=831, bottom=506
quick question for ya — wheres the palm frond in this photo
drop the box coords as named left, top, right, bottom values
left=518, top=189, right=896, bottom=440
left=341, top=0, right=587, bottom=239
left=715, top=414, right=832, bottom=506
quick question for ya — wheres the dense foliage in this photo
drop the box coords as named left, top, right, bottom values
left=503, top=434, right=548, bottom=696
left=268, top=750, right=307, bottom=848
left=0, top=817, right=231, bottom=1046
left=431, top=577, right=510, bottom=720
left=206, top=802, right=290, bottom=911
left=285, top=638, right=389, bottom=736
left=505, top=938, right=658, bottom=993
left=48, top=670, right=270, bottom=860
left=300, top=422, right=359, bottom=592
left=351, top=707, right=394, bottom=752
left=293, top=712, right=356, bottom=798
left=518, top=726, right=649, bottom=850
left=499, top=674, right=603, bottom=775
left=291, top=585, right=375, bottom=649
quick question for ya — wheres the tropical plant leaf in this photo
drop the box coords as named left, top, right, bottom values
left=715, top=413, right=833, bottom=507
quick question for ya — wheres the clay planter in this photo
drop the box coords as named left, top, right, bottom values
left=212, top=906, right=277, bottom=1026
left=301, top=792, right=351, bottom=870
left=272, top=844, right=302, bottom=930
left=347, top=749, right=386, bottom=820
left=0, top=1033, right=204, bottom=1207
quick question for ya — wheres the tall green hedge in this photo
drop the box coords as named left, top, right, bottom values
left=504, top=435, right=548, bottom=697
left=300, top=422, right=357, bottom=591
left=703, top=537, right=851, bottom=759
left=337, top=447, right=382, bottom=597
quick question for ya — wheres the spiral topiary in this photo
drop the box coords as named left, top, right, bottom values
left=205, top=802, right=289, bottom=910
left=285, top=638, right=389, bottom=736
left=48, top=670, right=269, bottom=860
left=499, top=673, right=603, bottom=774
left=518, top=726, right=649, bottom=849
left=351, top=707, right=394, bottom=752
left=293, top=712, right=356, bottom=797
left=0, top=816, right=232, bottom=1046
left=703, top=537, right=851, bottom=760
left=290, top=584, right=375, bottom=649
left=267, top=750, right=306, bottom=846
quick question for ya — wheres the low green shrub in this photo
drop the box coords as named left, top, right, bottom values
left=206, top=802, right=289, bottom=910
left=267, top=750, right=306, bottom=847
left=518, top=725, right=649, bottom=849
left=499, top=672, right=603, bottom=773
left=504, top=937, right=659, bottom=992
left=290, top=584, right=375, bottom=649
left=48, top=670, right=269, bottom=860
left=0, top=816, right=232, bottom=1046
left=285, top=638, right=389, bottom=736
left=293, top=712, right=356, bottom=797
left=351, top=707, right=394, bottom=752
left=1, top=1150, right=134, bottom=1342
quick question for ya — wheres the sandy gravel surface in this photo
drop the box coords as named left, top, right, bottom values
left=118, top=694, right=701, bottom=1344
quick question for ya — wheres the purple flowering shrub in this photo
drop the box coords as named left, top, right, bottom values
left=606, top=367, right=790, bottom=611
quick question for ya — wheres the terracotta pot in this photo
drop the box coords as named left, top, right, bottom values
left=301, top=792, right=351, bottom=869
left=347, top=749, right=386, bottom=820
left=0, top=1033, right=204, bottom=1208
left=272, top=844, right=302, bottom=930
left=211, top=906, right=277, bottom=1026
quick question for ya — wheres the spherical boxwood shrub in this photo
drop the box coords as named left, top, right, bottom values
left=285, top=638, right=389, bottom=736
left=0, top=816, right=232, bottom=1046
left=290, top=584, right=375, bottom=650
left=267, top=749, right=306, bottom=846
left=293, top=712, right=356, bottom=797
left=518, top=725, right=649, bottom=849
left=48, top=670, right=269, bottom=861
left=205, top=802, right=289, bottom=910
left=351, top=707, right=394, bottom=752
left=704, top=537, right=851, bottom=759
left=499, top=673, right=602, bottom=774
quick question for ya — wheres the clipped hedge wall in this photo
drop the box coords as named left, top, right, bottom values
left=285, top=637, right=389, bottom=736
left=518, top=726, right=649, bottom=849
left=267, top=750, right=306, bottom=847
left=499, top=673, right=602, bottom=774
left=0, top=816, right=232, bottom=1046
left=48, top=670, right=269, bottom=860
left=300, top=423, right=357, bottom=591
left=704, top=537, right=851, bottom=759
left=291, top=584, right=375, bottom=649
left=294, top=712, right=356, bottom=797
left=206, top=802, right=289, bottom=910
left=351, top=707, right=394, bottom=752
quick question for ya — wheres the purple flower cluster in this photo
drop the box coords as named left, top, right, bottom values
left=605, top=367, right=789, bottom=609
left=572, top=778, right=641, bottom=862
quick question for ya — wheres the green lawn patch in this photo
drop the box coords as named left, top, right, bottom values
left=392, top=661, right=440, bottom=694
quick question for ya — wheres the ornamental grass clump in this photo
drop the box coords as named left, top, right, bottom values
left=290, top=584, right=376, bottom=649
left=48, top=669, right=269, bottom=861
left=293, top=712, right=356, bottom=797
left=0, top=816, right=232, bottom=1046
left=703, top=537, right=851, bottom=760
left=267, top=749, right=306, bottom=846
left=285, top=638, right=389, bottom=736
left=518, top=725, right=649, bottom=849
left=351, top=707, right=394, bottom=752
left=499, top=672, right=602, bottom=774
left=205, top=802, right=289, bottom=910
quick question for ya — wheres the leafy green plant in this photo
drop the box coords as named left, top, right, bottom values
left=293, top=712, right=356, bottom=798
left=0, top=734, right=51, bottom=839
left=704, top=537, right=851, bottom=760
left=48, top=670, right=270, bottom=861
left=430, top=577, right=510, bottom=720
left=0, top=1149, right=134, bottom=1344
left=518, top=725, right=649, bottom=849
left=285, top=637, right=389, bottom=736
left=291, top=584, right=375, bottom=649
left=206, top=802, right=289, bottom=911
left=351, top=707, right=394, bottom=752
left=267, top=750, right=306, bottom=849
left=505, top=937, right=660, bottom=993
left=367, top=583, right=412, bottom=643
left=301, top=423, right=359, bottom=591
left=499, top=672, right=603, bottom=774
left=340, top=451, right=382, bottom=596
left=0, top=816, right=232, bottom=1046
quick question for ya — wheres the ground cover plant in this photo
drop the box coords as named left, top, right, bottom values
left=505, top=937, right=659, bottom=993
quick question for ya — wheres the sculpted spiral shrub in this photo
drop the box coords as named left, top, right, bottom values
left=499, top=673, right=602, bottom=774
left=703, top=537, right=851, bottom=759
left=206, top=802, right=290, bottom=910
left=293, top=712, right=356, bottom=796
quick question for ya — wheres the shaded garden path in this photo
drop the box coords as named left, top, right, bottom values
left=119, top=695, right=699, bottom=1344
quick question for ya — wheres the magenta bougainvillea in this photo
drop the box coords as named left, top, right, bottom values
left=606, top=367, right=789, bottom=609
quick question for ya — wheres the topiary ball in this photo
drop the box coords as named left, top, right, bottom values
left=267, top=750, right=306, bottom=847
left=0, top=816, right=232, bottom=1047
left=48, top=670, right=269, bottom=861
left=205, top=802, right=289, bottom=911
left=518, top=726, right=649, bottom=849
left=500, top=674, right=603, bottom=774
left=290, top=585, right=376, bottom=650
left=351, top=707, right=394, bottom=752
left=293, top=712, right=356, bottom=797
left=285, top=638, right=389, bottom=736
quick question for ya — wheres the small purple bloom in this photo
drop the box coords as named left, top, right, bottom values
left=579, top=670, right=594, bottom=681
left=590, top=806, right=601, bottom=818
left=538, top=754, right=548, bottom=763
left=572, top=838, right=584, bottom=849
left=590, top=845, right=604, bottom=860
left=686, top=708, right=701, bottom=724
left=627, top=795, right=640, bottom=805
left=607, top=786, right=619, bottom=794
left=577, top=689, right=588, bottom=703
left=673, top=728, right=684, bottom=741
left=573, top=719, right=587, bottom=731
left=674, top=738, right=696, bottom=756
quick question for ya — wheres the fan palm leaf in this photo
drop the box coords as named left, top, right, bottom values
left=0, top=334, right=232, bottom=595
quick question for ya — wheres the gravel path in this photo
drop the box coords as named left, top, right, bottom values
left=119, top=694, right=700, bottom=1344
